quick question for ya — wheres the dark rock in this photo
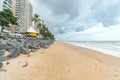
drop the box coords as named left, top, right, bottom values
left=14, top=50, right=20, bottom=57
left=7, top=46, right=13, bottom=51
left=0, top=62, right=3, bottom=68
left=7, top=48, right=20, bottom=58
left=31, top=49, right=37, bottom=52
left=29, top=44, right=39, bottom=49
left=7, top=42, right=18, bottom=49
left=0, top=50, right=6, bottom=55
left=0, top=44, right=9, bottom=50
left=0, top=36, right=4, bottom=38
left=40, top=42, right=48, bottom=48
left=6, top=62, right=10, bottom=65
left=21, top=47, right=30, bottom=54
left=0, top=36, right=53, bottom=62
left=0, top=56, right=10, bottom=62
left=7, top=49, right=16, bottom=57
left=0, top=39, right=8, bottom=43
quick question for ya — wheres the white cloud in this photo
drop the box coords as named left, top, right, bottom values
left=59, top=23, right=120, bottom=41
left=81, top=23, right=104, bottom=34
left=91, top=24, right=120, bottom=41
left=30, top=0, right=120, bottom=41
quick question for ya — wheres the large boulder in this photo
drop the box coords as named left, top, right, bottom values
left=29, top=43, right=39, bottom=49
left=0, top=43, right=9, bottom=50
left=21, top=47, right=30, bottom=54
left=7, top=48, right=16, bottom=57
left=39, top=42, right=48, bottom=48
left=7, top=41, right=18, bottom=49
left=7, top=49, right=20, bottom=58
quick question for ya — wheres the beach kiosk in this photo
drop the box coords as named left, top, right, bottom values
left=25, top=27, right=38, bottom=37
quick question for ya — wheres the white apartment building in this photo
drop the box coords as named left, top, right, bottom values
left=13, top=0, right=26, bottom=33
left=0, top=0, right=12, bottom=11
left=28, top=2, right=33, bottom=27
left=0, top=0, right=12, bottom=33
left=0, top=0, right=33, bottom=34
left=25, top=0, right=33, bottom=32
left=15, top=0, right=33, bottom=33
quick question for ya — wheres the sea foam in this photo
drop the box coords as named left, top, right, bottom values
left=66, top=41, right=120, bottom=57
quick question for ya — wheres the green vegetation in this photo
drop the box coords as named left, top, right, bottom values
left=32, top=14, right=41, bottom=30
left=0, top=9, right=18, bottom=32
left=32, top=14, right=55, bottom=40
left=40, top=24, right=55, bottom=40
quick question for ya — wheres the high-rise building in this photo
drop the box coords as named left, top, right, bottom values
left=25, top=0, right=33, bottom=32
left=12, top=0, right=26, bottom=33
left=0, top=0, right=33, bottom=34
left=12, top=0, right=33, bottom=33
left=0, top=0, right=13, bottom=33
left=0, top=0, right=12, bottom=11
left=28, top=2, right=33, bottom=27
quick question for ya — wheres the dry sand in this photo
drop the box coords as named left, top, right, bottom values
left=0, top=41, right=120, bottom=80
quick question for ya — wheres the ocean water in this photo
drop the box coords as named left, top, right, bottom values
left=66, top=41, right=120, bottom=57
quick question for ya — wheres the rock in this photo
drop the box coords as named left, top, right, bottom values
left=22, top=62, right=28, bottom=68
left=0, top=50, right=6, bottom=55
left=0, top=36, right=53, bottom=59
left=21, top=47, right=30, bottom=54
left=31, top=49, right=37, bottom=52
left=0, top=39, right=8, bottom=43
left=40, top=42, right=48, bottom=48
left=6, top=62, right=10, bottom=65
left=0, top=56, right=10, bottom=62
left=0, top=62, right=3, bottom=68
left=7, top=49, right=19, bottom=58
left=29, top=44, right=39, bottom=49
left=6, top=49, right=15, bottom=57
left=0, top=44, right=9, bottom=50
left=7, top=42, right=18, bottom=49
left=14, top=50, right=20, bottom=57
left=7, top=46, right=13, bottom=51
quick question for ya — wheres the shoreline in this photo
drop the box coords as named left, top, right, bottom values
left=61, top=41, right=120, bottom=67
left=65, top=41, right=120, bottom=57
left=0, top=41, right=120, bottom=80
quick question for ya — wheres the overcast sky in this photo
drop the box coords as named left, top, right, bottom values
left=30, top=0, right=120, bottom=41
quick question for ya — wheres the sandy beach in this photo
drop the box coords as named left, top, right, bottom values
left=0, top=41, right=120, bottom=80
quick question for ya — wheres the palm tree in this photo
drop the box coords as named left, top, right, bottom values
left=32, top=14, right=42, bottom=34
left=32, top=14, right=40, bottom=27
left=32, top=14, right=55, bottom=40
left=36, top=19, right=42, bottom=34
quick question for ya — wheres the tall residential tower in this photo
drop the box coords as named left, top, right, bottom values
left=25, top=0, right=33, bottom=32
left=0, top=0, right=12, bottom=11
left=0, top=0, right=13, bottom=33
left=0, top=0, right=33, bottom=33
left=12, top=0, right=33, bottom=33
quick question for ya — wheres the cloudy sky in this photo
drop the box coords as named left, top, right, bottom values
left=30, top=0, right=120, bottom=41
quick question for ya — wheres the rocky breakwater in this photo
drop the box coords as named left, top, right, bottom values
left=0, top=36, right=54, bottom=68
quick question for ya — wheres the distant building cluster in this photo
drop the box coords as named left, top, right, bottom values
left=0, top=0, right=33, bottom=34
